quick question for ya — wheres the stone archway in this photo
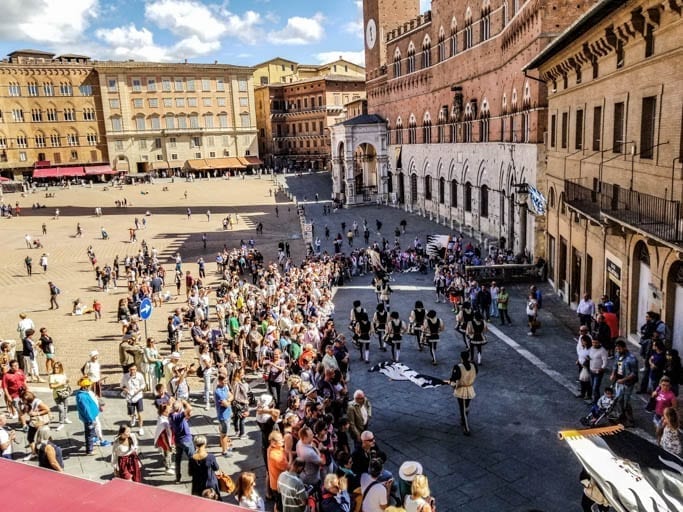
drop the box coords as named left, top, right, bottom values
left=353, top=143, right=379, bottom=201
left=631, top=240, right=651, bottom=334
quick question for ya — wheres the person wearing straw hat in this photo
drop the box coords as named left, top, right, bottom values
left=75, top=376, right=107, bottom=455
left=397, top=461, right=423, bottom=503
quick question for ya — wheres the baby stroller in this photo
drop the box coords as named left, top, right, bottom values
left=579, top=390, right=623, bottom=427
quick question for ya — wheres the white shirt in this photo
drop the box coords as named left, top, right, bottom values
left=121, top=373, right=145, bottom=403
left=0, top=427, right=12, bottom=457
left=360, top=474, right=387, bottom=512
left=588, top=346, right=609, bottom=372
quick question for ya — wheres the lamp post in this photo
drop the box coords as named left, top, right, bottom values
left=513, top=183, right=529, bottom=257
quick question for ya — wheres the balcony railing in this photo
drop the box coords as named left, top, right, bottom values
left=565, top=178, right=683, bottom=245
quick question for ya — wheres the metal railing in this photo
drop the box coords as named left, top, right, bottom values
left=565, top=178, right=682, bottom=244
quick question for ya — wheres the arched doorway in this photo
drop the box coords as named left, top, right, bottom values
left=398, top=172, right=405, bottom=204
left=631, top=241, right=651, bottom=334
left=353, top=143, right=378, bottom=202
left=666, top=262, right=683, bottom=353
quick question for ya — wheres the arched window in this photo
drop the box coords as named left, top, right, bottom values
left=407, top=43, right=416, bottom=73
left=424, top=176, right=432, bottom=200
left=422, top=36, right=431, bottom=68
left=464, top=181, right=473, bottom=212
left=439, top=177, right=445, bottom=204
left=480, top=99, right=490, bottom=142
left=450, top=17, right=458, bottom=56
left=549, top=187, right=556, bottom=209
left=464, top=9, right=473, bottom=49
left=396, top=116, right=403, bottom=144
left=408, top=114, right=417, bottom=144
left=34, top=131, right=46, bottom=148
left=480, top=184, right=489, bottom=217
left=410, top=173, right=418, bottom=204
left=481, top=1, right=491, bottom=42
left=423, top=112, right=432, bottom=144
left=438, top=28, right=446, bottom=62
left=394, top=49, right=402, bottom=77
left=437, top=107, right=447, bottom=143
left=450, top=179, right=458, bottom=207
left=86, top=131, right=98, bottom=146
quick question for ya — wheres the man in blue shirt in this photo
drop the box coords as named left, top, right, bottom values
left=214, top=374, right=233, bottom=457
left=169, top=399, right=194, bottom=483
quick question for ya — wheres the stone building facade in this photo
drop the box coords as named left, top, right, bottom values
left=253, top=57, right=364, bottom=86
left=0, top=50, right=108, bottom=179
left=95, top=61, right=258, bottom=175
left=255, top=76, right=366, bottom=171
left=526, top=0, right=683, bottom=351
left=332, top=0, right=598, bottom=257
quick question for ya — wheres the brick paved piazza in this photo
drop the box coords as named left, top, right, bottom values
left=0, top=176, right=298, bottom=378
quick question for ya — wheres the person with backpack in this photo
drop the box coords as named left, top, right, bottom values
left=48, top=281, right=60, bottom=310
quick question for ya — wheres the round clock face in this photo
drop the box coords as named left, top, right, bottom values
left=366, top=18, right=377, bottom=50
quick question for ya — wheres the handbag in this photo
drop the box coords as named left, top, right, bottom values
left=217, top=472, right=236, bottom=494
left=29, top=413, right=51, bottom=428
left=645, top=395, right=657, bottom=412
left=55, top=386, right=72, bottom=401
left=578, top=367, right=590, bottom=382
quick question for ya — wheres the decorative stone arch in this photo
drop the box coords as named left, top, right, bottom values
left=631, top=239, right=652, bottom=334
left=329, top=114, right=389, bottom=206
left=481, top=98, right=490, bottom=117
left=422, top=34, right=431, bottom=48
left=523, top=80, right=532, bottom=108
left=451, top=16, right=458, bottom=31
left=482, top=0, right=491, bottom=10
left=502, top=94, right=508, bottom=115
left=465, top=7, right=473, bottom=22
left=511, top=88, right=518, bottom=111
left=476, top=160, right=487, bottom=187
left=438, top=26, right=445, bottom=41
left=407, top=41, right=416, bottom=54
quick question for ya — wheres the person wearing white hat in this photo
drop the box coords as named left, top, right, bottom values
left=398, top=461, right=423, bottom=503
left=82, top=350, right=102, bottom=397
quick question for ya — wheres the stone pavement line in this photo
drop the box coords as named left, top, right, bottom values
left=487, top=323, right=579, bottom=396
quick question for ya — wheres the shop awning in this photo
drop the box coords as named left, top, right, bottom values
left=32, top=166, right=85, bottom=178
left=84, top=165, right=117, bottom=175
left=186, top=158, right=210, bottom=170
left=205, top=157, right=245, bottom=169
left=0, top=176, right=10, bottom=182
left=240, top=156, right=263, bottom=166
left=559, top=424, right=683, bottom=511
left=149, top=161, right=169, bottom=170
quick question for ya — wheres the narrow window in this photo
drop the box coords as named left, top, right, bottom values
left=592, top=106, right=602, bottom=151
left=575, top=109, right=584, bottom=150
left=561, top=112, right=568, bottom=149
left=550, top=114, right=556, bottom=148
left=640, top=96, right=656, bottom=159
left=613, top=102, right=625, bottom=153
left=645, top=25, right=654, bottom=58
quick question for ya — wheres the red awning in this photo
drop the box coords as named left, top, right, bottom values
left=244, top=156, right=263, bottom=166
left=32, top=167, right=85, bottom=178
left=84, top=165, right=117, bottom=175
left=0, top=459, right=244, bottom=512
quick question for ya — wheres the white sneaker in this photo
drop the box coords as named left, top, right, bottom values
left=22, top=453, right=36, bottom=461
left=166, top=468, right=175, bottom=474
left=54, top=424, right=64, bottom=431
left=138, top=428, right=144, bottom=436
left=64, top=418, right=73, bottom=424
left=130, top=417, right=137, bottom=427
left=477, top=353, right=482, bottom=365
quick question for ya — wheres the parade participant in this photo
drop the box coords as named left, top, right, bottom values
left=447, top=351, right=478, bottom=435
left=423, top=310, right=445, bottom=365
left=468, top=311, right=488, bottom=365
left=386, top=311, right=406, bottom=363
left=379, top=279, right=393, bottom=311
left=409, top=301, right=426, bottom=352
left=111, top=424, right=142, bottom=482
left=120, top=365, right=146, bottom=435
left=456, top=301, right=474, bottom=348
left=372, top=303, right=389, bottom=352
left=349, top=300, right=367, bottom=346
left=355, top=311, right=373, bottom=364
